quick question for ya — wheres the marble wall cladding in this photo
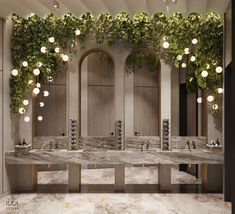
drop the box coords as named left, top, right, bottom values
left=79, top=136, right=115, bottom=150
left=171, top=136, right=207, bottom=150
left=33, top=136, right=68, bottom=149
left=125, top=136, right=160, bottom=150
left=32, top=136, right=206, bottom=151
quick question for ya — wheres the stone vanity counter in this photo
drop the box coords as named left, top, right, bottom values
left=5, top=149, right=223, bottom=165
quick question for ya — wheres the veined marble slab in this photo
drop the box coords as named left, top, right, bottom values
left=125, top=136, right=160, bottom=150
left=33, top=136, right=68, bottom=149
left=5, top=149, right=223, bottom=165
left=171, top=136, right=207, bottom=149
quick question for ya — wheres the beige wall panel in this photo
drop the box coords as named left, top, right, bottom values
left=134, top=87, right=159, bottom=136
left=134, top=63, right=158, bottom=87
left=53, top=69, right=66, bottom=84
left=171, top=67, right=179, bottom=136
left=88, top=85, right=115, bottom=136
left=86, top=52, right=115, bottom=136
left=35, top=85, right=66, bottom=136
left=133, top=63, right=159, bottom=136
left=0, top=19, right=2, bottom=70
left=0, top=72, right=2, bottom=194
left=225, top=1, right=232, bottom=67
left=88, top=52, right=114, bottom=86
left=187, top=92, right=197, bottom=136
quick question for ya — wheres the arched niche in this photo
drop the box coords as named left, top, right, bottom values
left=125, top=50, right=160, bottom=136
left=79, top=50, right=115, bottom=137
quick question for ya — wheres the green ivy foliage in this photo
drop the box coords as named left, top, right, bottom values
left=10, top=12, right=223, bottom=114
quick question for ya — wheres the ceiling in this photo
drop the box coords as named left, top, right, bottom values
left=0, top=0, right=230, bottom=19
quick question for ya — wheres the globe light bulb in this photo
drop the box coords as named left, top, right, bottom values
left=207, top=95, right=214, bottom=102
left=39, top=102, right=44, bottom=107
left=33, top=68, right=40, bottom=76
left=215, top=66, right=223, bottom=73
left=43, top=91, right=49, bottom=97
left=48, top=37, right=55, bottom=43
left=181, top=63, right=187, bottom=68
left=212, top=104, right=219, bottom=110
left=36, top=83, right=41, bottom=88
left=206, top=64, right=210, bottom=69
left=190, top=56, right=196, bottom=62
left=40, top=46, right=47, bottom=53
left=28, top=80, right=34, bottom=85
left=75, top=29, right=81, bottom=35
left=37, top=62, right=43, bottom=67
left=23, top=99, right=29, bottom=106
left=192, top=38, right=198, bottom=44
left=24, top=116, right=30, bottom=122
left=22, top=61, right=28, bottom=67
left=163, top=41, right=169, bottom=49
left=37, top=116, right=43, bottom=121
left=189, top=77, right=193, bottom=82
left=201, top=70, right=208, bottom=77
left=55, top=47, right=60, bottom=53
left=62, top=54, right=69, bottom=62
left=217, top=88, right=223, bottom=94
left=11, top=69, right=18, bottom=76
left=33, top=87, right=40, bottom=95
left=163, top=36, right=168, bottom=41
left=19, top=107, right=26, bottom=114
left=176, top=55, right=182, bottom=61
left=184, top=48, right=190, bottom=54
left=197, top=97, right=202, bottom=103
left=47, top=76, right=53, bottom=82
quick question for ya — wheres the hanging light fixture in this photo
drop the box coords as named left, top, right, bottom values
left=23, top=99, right=29, bottom=106
left=40, top=47, right=47, bottom=53
left=33, top=87, right=40, bottom=95
left=28, top=80, right=34, bottom=85
left=55, top=47, right=60, bottom=53
left=217, top=88, right=223, bottom=94
left=75, top=29, right=81, bottom=36
left=207, top=95, right=214, bottom=102
left=43, top=91, right=49, bottom=97
left=53, top=0, right=60, bottom=9
left=181, top=63, right=187, bottom=68
left=190, top=56, right=196, bottom=62
left=197, top=97, right=202, bottom=103
left=19, top=107, right=26, bottom=114
left=22, top=61, right=28, bottom=67
left=184, top=48, right=190, bottom=54
left=176, top=55, right=182, bottom=61
left=11, top=69, right=18, bottom=76
left=162, top=41, right=170, bottom=49
left=37, top=116, right=43, bottom=121
left=215, top=66, right=223, bottom=73
left=201, top=70, right=208, bottom=77
left=212, top=104, right=219, bottom=110
left=39, top=102, right=44, bottom=107
left=33, top=68, right=40, bottom=76
left=37, top=62, right=43, bottom=67
left=24, top=116, right=30, bottom=122
left=191, top=38, right=198, bottom=45
left=48, top=37, right=55, bottom=43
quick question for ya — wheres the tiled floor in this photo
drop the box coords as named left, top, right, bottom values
left=0, top=193, right=231, bottom=214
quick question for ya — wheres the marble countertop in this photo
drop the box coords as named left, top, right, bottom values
left=5, top=149, right=223, bottom=165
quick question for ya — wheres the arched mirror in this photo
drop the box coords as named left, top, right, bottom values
left=80, top=51, right=115, bottom=138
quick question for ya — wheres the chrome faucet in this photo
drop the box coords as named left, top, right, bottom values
left=141, top=140, right=150, bottom=151
left=48, top=140, right=58, bottom=151
left=186, top=141, right=196, bottom=151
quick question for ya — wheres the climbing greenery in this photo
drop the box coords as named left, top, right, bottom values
left=10, top=11, right=223, bottom=114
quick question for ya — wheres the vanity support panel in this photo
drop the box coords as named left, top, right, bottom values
left=201, top=164, right=223, bottom=192
left=68, top=164, right=81, bottom=192
left=114, top=164, right=125, bottom=192
left=158, top=164, right=171, bottom=191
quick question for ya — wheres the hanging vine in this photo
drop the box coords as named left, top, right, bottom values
left=10, top=11, right=223, bottom=115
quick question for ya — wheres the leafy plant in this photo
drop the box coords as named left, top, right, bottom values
left=10, top=12, right=223, bottom=114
